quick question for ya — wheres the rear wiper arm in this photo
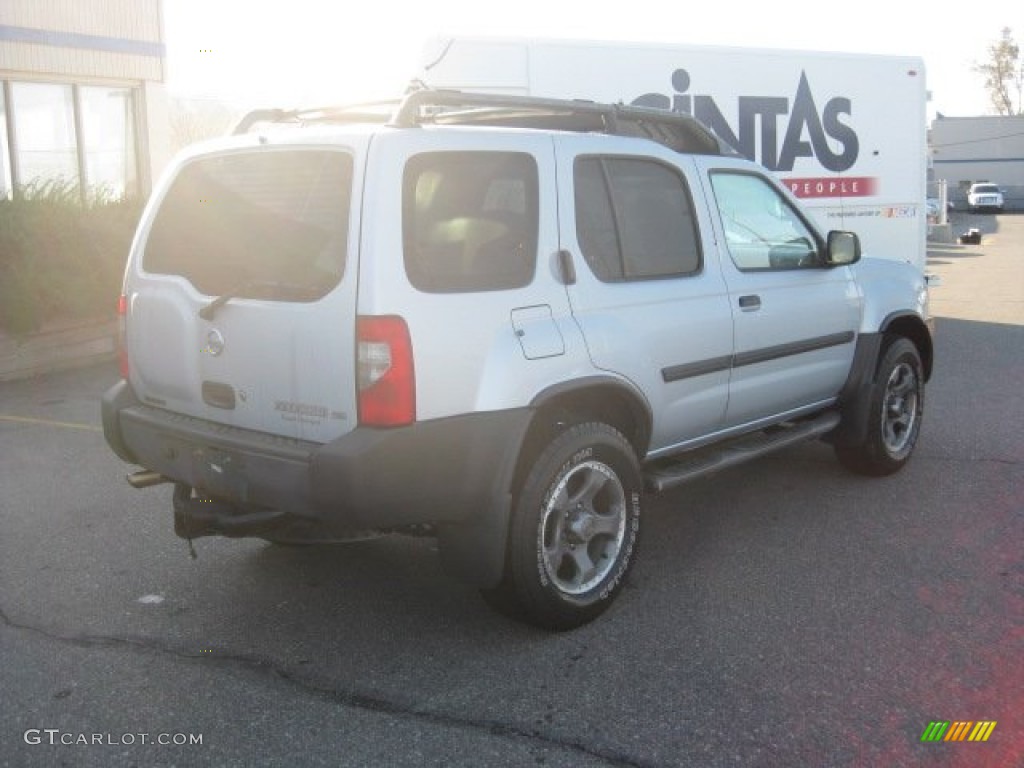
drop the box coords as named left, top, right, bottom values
left=198, top=278, right=326, bottom=321
left=198, top=277, right=264, bottom=321
left=197, top=276, right=280, bottom=321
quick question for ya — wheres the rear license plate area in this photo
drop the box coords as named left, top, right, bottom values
left=191, top=446, right=248, bottom=502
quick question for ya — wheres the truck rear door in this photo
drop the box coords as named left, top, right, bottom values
left=124, top=143, right=362, bottom=443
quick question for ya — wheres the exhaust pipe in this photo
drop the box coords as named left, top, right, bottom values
left=126, top=470, right=171, bottom=489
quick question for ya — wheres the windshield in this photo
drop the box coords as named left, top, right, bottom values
left=973, top=184, right=999, bottom=194
left=145, top=149, right=353, bottom=300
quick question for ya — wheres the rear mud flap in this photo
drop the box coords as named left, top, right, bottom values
left=436, top=490, right=513, bottom=589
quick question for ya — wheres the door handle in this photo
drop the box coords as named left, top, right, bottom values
left=738, top=295, right=761, bottom=311
left=556, top=250, right=576, bottom=285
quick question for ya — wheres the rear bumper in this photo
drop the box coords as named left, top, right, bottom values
left=102, top=379, right=530, bottom=533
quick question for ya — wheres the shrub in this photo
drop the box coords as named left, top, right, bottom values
left=0, top=179, right=143, bottom=335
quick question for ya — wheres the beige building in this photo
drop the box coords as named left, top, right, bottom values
left=0, top=0, right=168, bottom=199
left=930, top=115, right=1024, bottom=210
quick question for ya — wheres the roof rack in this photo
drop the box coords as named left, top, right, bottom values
left=233, top=88, right=729, bottom=156
left=233, top=99, right=400, bottom=135
left=390, top=89, right=727, bottom=156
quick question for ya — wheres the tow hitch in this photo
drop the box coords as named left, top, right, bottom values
left=171, top=484, right=287, bottom=540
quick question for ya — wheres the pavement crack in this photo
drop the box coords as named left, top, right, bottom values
left=917, top=453, right=1020, bottom=466
left=0, top=605, right=652, bottom=768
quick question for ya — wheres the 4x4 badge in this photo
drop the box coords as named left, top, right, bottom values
left=206, top=329, right=225, bottom=357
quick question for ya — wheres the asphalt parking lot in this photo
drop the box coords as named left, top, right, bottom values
left=1, top=212, right=1021, bottom=767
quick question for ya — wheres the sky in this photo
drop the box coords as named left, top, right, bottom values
left=162, top=0, right=1022, bottom=119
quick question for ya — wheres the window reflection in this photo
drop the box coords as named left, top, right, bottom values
left=11, top=82, right=79, bottom=190
left=710, top=172, right=820, bottom=271
left=0, top=87, right=12, bottom=198
left=1, top=81, right=140, bottom=200
left=80, top=86, right=138, bottom=199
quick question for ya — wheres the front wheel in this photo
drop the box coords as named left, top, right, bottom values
left=482, top=423, right=642, bottom=631
left=836, top=336, right=924, bottom=476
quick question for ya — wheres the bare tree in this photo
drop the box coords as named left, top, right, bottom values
left=974, top=27, right=1023, bottom=116
left=168, top=98, right=241, bottom=152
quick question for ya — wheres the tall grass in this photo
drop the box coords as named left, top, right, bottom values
left=0, top=179, right=143, bottom=335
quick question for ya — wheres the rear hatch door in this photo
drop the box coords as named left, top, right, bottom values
left=125, top=141, right=363, bottom=443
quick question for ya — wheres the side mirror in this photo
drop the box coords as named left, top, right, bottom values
left=826, top=230, right=861, bottom=266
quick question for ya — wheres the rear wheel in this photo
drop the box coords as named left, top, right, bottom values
left=482, top=422, right=642, bottom=630
left=836, top=336, right=924, bottom=476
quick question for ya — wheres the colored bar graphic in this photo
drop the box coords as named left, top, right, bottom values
left=945, top=721, right=972, bottom=741
left=969, top=722, right=997, bottom=742
left=922, top=720, right=996, bottom=743
left=921, top=721, right=949, bottom=742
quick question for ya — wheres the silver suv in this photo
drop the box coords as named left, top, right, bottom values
left=103, top=90, right=933, bottom=630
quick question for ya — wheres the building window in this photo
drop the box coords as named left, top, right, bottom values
left=10, top=82, right=79, bottom=192
left=80, top=86, right=138, bottom=199
left=0, top=86, right=12, bottom=198
left=0, top=80, right=140, bottom=201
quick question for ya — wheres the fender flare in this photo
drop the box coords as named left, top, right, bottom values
left=528, top=374, right=654, bottom=457
left=438, top=374, right=653, bottom=589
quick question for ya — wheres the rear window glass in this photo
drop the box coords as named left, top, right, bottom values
left=403, top=151, right=538, bottom=293
left=145, top=150, right=352, bottom=301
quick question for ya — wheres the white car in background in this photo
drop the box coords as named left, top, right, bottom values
left=967, top=183, right=1004, bottom=213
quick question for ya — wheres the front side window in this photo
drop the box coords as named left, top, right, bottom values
left=710, top=172, right=822, bottom=271
left=574, top=157, right=701, bottom=281
left=403, top=151, right=538, bottom=293
left=145, top=149, right=352, bottom=300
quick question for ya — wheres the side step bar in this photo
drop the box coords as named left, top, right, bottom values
left=644, top=411, right=841, bottom=493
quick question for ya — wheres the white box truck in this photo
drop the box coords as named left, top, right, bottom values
left=417, top=36, right=928, bottom=272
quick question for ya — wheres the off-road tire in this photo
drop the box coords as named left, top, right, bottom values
left=836, top=336, right=924, bottom=476
left=482, top=422, right=642, bottom=631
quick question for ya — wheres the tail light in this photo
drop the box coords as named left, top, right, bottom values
left=356, top=316, right=415, bottom=427
left=117, top=294, right=129, bottom=379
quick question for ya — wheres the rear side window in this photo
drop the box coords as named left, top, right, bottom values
left=145, top=150, right=352, bottom=300
left=403, top=151, right=538, bottom=293
left=575, top=157, right=701, bottom=281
